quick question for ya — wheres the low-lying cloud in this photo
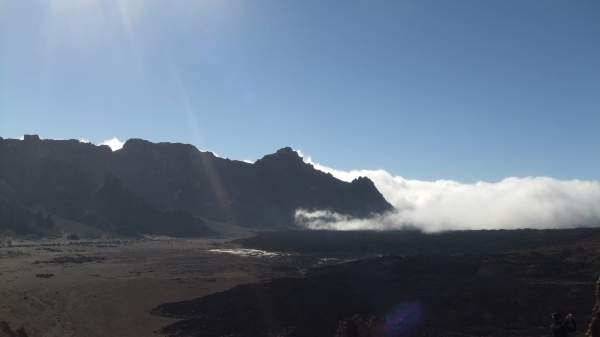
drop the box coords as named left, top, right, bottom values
left=297, top=151, right=600, bottom=232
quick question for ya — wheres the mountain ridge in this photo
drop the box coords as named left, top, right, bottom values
left=0, top=135, right=392, bottom=237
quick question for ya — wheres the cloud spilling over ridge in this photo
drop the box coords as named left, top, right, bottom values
left=296, top=150, right=600, bottom=232
left=101, top=137, right=125, bottom=151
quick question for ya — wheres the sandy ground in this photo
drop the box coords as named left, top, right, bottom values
left=0, top=237, right=289, bottom=337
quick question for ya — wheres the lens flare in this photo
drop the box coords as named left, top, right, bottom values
left=383, top=302, right=424, bottom=336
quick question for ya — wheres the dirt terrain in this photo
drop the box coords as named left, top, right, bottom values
left=0, top=237, right=321, bottom=337
left=3, top=229, right=600, bottom=337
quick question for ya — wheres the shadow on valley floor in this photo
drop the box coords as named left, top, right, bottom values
left=153, top=228, right=600, bottom=337
left=235, top=228, right=600, bottom=256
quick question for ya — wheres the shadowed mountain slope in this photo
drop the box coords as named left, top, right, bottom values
left=0, top=136, right=392, bottom=236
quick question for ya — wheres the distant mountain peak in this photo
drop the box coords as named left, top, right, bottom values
left=272, top=147, right=302, bottom=160
left=122, top=138, right=150, bottom=147
left=275, top=146, right=297, bottom=155
left=253, top=147, right=305, bottom=170
left=350, top=176, right=382, bottom=195
left=351, top=176, right=375, bottom=185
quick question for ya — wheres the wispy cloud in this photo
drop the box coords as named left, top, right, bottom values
left=101, top=137, right=125, bottom=151
left=296, top=150, right=600, bottom=232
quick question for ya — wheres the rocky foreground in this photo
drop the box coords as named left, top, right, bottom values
left=155, top=229, right=600, bottom=337
left=3, top=229, right=600, bottom=337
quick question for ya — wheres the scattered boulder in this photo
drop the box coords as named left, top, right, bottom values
left=35, top=273, right=54, bottom=278
left=0, top=321, right=29, bottom=337
left=32, top=255, right=105, bottom=265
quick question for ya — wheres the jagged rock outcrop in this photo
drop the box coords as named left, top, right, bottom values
left=0, top=136, right=392, bottom=236
left=587, top=278, right=600, bottom=336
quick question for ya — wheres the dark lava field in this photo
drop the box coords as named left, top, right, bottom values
left=153, top=228, right=600, bottom=337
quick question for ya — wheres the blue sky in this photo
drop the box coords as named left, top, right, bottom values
left=1, top=0, right=599, bottom=181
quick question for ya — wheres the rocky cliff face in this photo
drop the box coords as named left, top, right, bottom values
left=0, top=136, right=392, bottom=236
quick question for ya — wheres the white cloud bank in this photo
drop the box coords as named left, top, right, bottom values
left=101, top=137, right=125, bottom=151
left=296, top=151, right=600, bottom=232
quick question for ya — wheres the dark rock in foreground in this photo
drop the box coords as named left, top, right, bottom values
left=0, top=321, right=29, bottom=337
left=155, top=254, right=595, bottom=337
left=155, top=229, right=600, bottom=337
left=586, top=278, right=600, bottom=336
left=35, top=273, right=54, bottom=279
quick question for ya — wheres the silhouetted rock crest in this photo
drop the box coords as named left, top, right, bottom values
left=0, top=136, right=392, bottom=236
